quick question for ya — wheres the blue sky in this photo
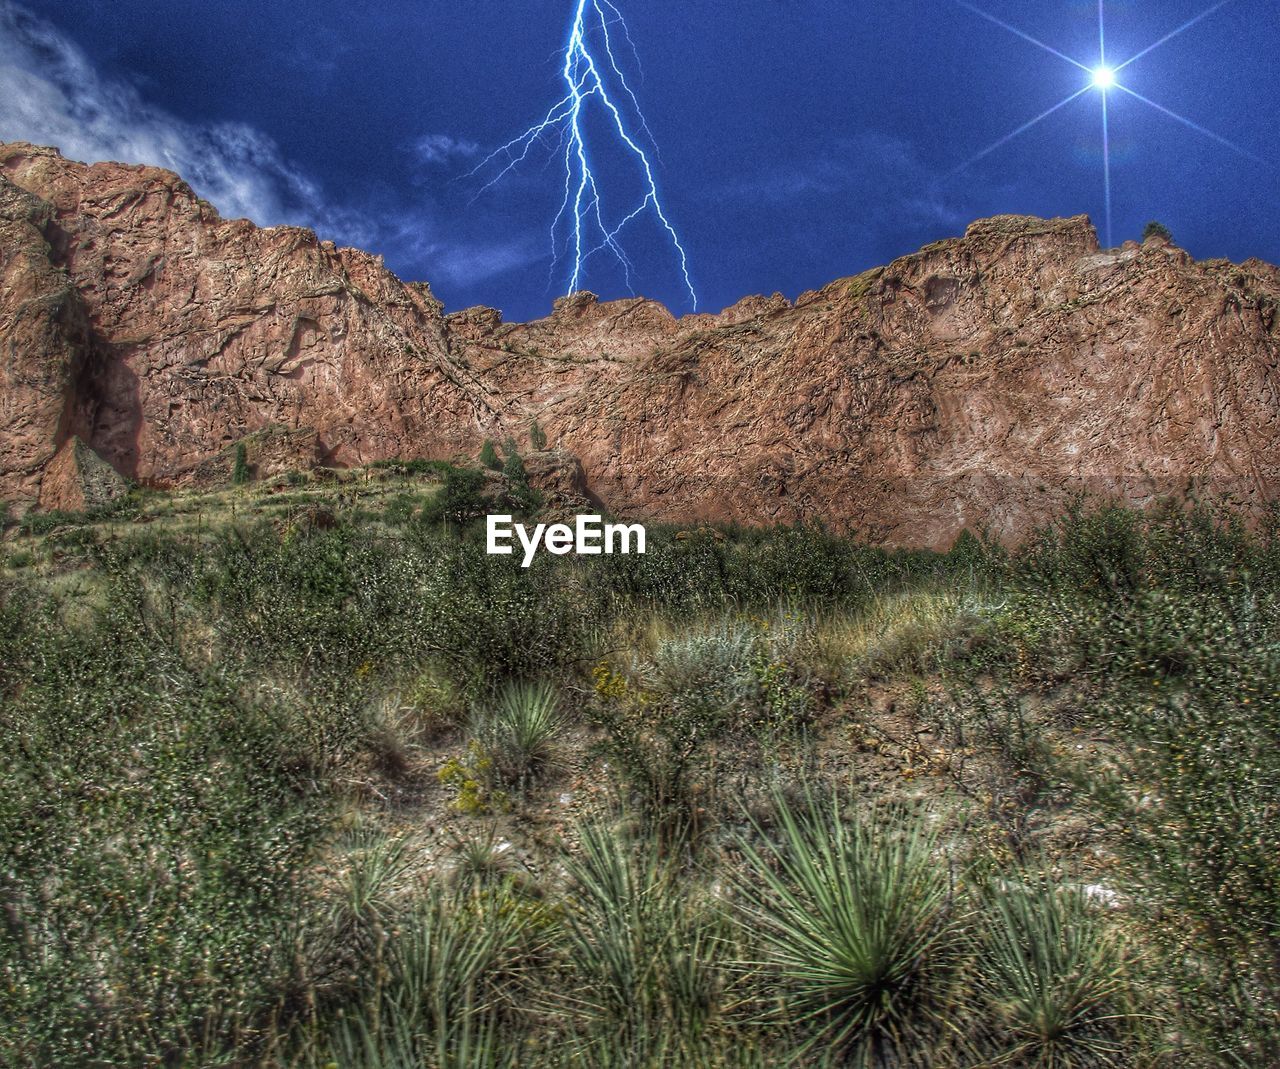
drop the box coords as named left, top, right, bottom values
left=1, top=0, right=1276, bottom=320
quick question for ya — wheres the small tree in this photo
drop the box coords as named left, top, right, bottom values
left=502, top=448, right=540, bottom=513
left=1142, top=220, right=1173, bottom=244
left=421, top=466, right=488, bottom=525
left=232, top=442, right=251, bottom=486
left=479, top=438, right=501, bottom=471
left=502, top=450, right=528, bottom=489
left=530, top=420, right=548, bottom=452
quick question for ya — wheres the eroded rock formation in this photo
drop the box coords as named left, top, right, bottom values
left=3, top=140, right=1279, bottom=547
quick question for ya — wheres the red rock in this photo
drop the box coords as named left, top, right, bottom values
left=0, top=166, right=94, bottom=506
left=37, top=435, right=128, bottom=512
left=3, top=141, right=1280, bottom=547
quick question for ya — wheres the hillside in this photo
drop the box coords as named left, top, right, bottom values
left=3, top=140, right=1280, bottom=546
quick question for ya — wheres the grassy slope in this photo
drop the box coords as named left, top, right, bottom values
left=1, top=474, right=1277, bottom=1067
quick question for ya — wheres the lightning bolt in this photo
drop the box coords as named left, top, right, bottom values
left=472, top=0, right=697, bottom=310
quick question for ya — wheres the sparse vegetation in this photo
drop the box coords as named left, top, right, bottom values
left=1143, top=219, right=1173, bottom=243
left=0, top=481, right=1275, bottom=1065
left=232, top=440, right=251, bottom=484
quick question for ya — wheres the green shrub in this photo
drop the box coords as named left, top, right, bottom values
left=1065, top=682, right=1280, bottom=1061
left=501, top=446, right=540, bottom=513
left=735, top=795, right=958, bottom=1063
left=641, top=622, right=758, bottom=722
left=0, top=588, right=326, bottom=1066
left=590, top=661, right=728, bottom=825
left=973, top=877, right=1135, bottom=1066
left=232, top=441, right=251, bottom=485
left=420, top=465, right=490, bottom=525
left=530, top=420, right=548, bottom=451
left=479, top=438, right=502, bottom=471
left=1142, top=219, right=1173, bottom=243
left=470, top=680, right=567, bottom=792
left=414, top=538, right=596, bottom=692
left=1001, top=502, right=1280, bottom=1060
left=405, top=662, right=467, bottom=739
left=383, top=492, right=419, bottom=526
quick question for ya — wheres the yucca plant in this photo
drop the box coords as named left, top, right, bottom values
left=470, top=680, right=566, bottom=791
left=327, top=996, right=515, bottom=1069
left=327, top=886, right=533, bottom=1068
left=973, top=878, right=1136, bottom=1068
left=554, top=820, right=727, bottom=1063
left=447, top=826, right=521, bottom=893
left=336, top=826, right=417, bottom=928
left=734, top=794, right=959, bottom=1066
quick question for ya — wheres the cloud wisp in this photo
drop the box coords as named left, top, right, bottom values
left=723, top=131, right=970, bottom=232
left=0, top=0, right=369, bottom=236
left=0, top=1, right=540, bottom=296
left=412, top=133, right=481, bottom=166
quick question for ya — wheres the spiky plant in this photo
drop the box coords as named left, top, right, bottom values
left=470, top=680, right=566, bottom=792
left=335, top=826, right=415, bottom=930
left=447, top=826, right=520, bottom=893
left=734, top=794, right=959, bottom=1066
left=973, top=878, right=1135, bottom=1068
left=328, top=887, right=532, bottom=1068
left=554, top=820, right=726, bottom=1063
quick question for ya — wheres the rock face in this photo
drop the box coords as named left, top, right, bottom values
left=3, top=141, right=1280, bottom=547
left=0, top=165, right=94, bottom=503
left=38, top=435, right=129, bottom=513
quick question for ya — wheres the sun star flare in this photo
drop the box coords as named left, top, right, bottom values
left=951, top=0, right=1261, bottom=251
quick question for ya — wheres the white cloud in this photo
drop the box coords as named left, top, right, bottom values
left=412, top=133, right=480, bottom=166
left=382, top=217, right=543, bottom=288
left=0, top=0, right=368, bottom=241
left=0, top=1, right=543, bottom=296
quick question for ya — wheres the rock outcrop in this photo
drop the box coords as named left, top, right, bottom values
left=37, top=435, right=129, bottom=513
left=3, top=141, right=1279, bottom=547
left=0, top=165, right=94, bottom=503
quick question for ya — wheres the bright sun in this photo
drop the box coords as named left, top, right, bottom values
left=1091, top=66, right=1116, bottom=90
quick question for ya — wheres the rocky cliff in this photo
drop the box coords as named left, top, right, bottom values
left=3, top=141, right=1279, bottom=546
